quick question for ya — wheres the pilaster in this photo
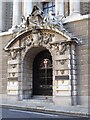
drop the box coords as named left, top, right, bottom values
left=55, top=0, right=64, bottom=16
left=13, top=0, right=22, bottom=26
left=69, top=0, right=80, bottom=15
left=23, top=0, right=32, bottom=18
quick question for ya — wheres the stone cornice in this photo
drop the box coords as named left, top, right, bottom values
left=63, top=14, right=90, bottom=24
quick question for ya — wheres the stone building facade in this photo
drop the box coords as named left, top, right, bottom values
left=0, top=0, right=90, bottom=112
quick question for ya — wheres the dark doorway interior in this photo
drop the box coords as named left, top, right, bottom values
left=33, top=50, right=52, bottom=96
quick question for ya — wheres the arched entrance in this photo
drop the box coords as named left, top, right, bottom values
left=33, top=50, right=53, bottom=96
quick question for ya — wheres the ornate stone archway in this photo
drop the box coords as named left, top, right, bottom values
left=22, top=46, right=53, bottom=99
left=4, top=6, right=79, bottom=106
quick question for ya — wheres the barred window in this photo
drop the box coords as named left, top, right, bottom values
left=43, top=2, right=55, bottom=15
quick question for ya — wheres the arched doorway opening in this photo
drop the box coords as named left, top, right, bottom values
left=33, top=50, right=53, bottom=96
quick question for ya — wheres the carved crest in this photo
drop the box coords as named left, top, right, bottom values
left=26, top=6, right=43, bottom=27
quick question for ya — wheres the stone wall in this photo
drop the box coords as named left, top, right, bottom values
left=80, top=2, right=90, bottom=15
left=0, top=36, right=2, bottom=94
left=64, top=18, right=89, bottom=106
left=0, top=33, right=12, bottom=95
left=88, top=17, right=90, bottom=109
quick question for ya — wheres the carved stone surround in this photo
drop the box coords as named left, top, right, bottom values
left=4, top=6, right=78, bottom=105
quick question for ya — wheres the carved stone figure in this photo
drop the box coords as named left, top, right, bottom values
left=20, top=16, right=27, bottom=28
left=59, top=43, right=67, bottom=55
left=43, top=33, right=53, bottom=44
left=43, top=11, right=56, bottom=28
left=43, top=11, right=64, bottom=30
left=38, top=32, right=43, bottom=43
left=26, top=6, right=43, bottom=27
left=54, top=15, right=65, bottom=30
left=10, top=49, right=17, bottom=59
left=26, top=36, right=33, bottom=46
left=26, top=16, right=30, bottom=27
left=31, top=31, right=40, bottom=46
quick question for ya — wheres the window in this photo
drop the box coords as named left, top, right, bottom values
left=43, top=2, right=55, bottom=15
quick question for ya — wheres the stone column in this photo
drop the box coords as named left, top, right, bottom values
left=23, top=0, right=32, bottom=18
left=13, top=0, right=22, bottom=26
left=69, top=0, right=80, bottom=15
left=55, top=0, right=64, bottom=16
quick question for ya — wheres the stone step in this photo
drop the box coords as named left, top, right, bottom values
left=23, top=99, right=54, bottom=106
left=24, top=96, right=54, bottom=104
left=32, top=96, right=52, bottom=100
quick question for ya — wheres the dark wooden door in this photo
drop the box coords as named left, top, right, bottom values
left=33, top=50, right=52, bottom=96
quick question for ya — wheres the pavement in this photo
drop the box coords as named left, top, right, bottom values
left=0, top=95, right=90, bottom=118
left=2, top=108, right=81, bottom=119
